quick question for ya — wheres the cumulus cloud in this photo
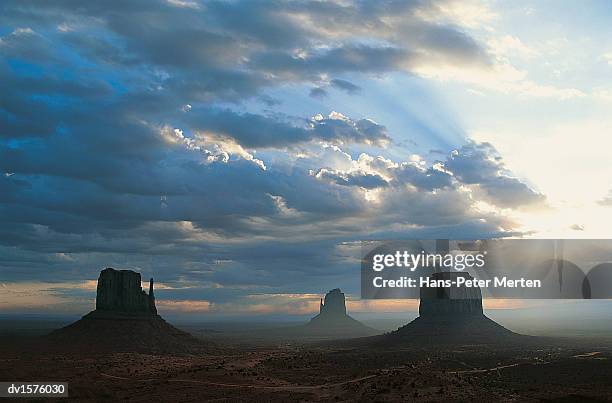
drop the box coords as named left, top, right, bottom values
left=184, top=109, right=390, bottom=148
left=310, top=142, right=542, bottom=209
left=309, top=87, right=328, bottom=99
left=445, top=142, right=545, bottom=208
left=312, top=168, right=389, bottom=190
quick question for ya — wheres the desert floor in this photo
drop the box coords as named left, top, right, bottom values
left=2, top=334, right=612, bottom=402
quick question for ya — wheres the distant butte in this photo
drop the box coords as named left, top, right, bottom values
left=47, top=268, right=207, bottom=354
left=304, top=288, right=379, bottom=338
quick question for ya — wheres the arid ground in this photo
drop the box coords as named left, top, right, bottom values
left=1, top=329, right=611, bottom=402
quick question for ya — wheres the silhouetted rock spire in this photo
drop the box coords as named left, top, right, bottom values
left=148, top=278, right=157, bottom=314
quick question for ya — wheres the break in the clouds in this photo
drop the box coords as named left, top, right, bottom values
left=0, top=0, right=546, bottom=315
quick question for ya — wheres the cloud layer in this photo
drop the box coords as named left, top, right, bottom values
left=0, top=0, right=545, bottom=314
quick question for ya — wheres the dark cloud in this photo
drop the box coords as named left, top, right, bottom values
left=0, top=28, right=58, bottom=64
left=313, top=169, right=388, bottom=189
left=0, top=174, right=29, bottom=202
left=1, top=0, right=492, bottom=102
left=250, top=45, right=413, bottom=80
left=309, top=87, right=328, bottom=99
left=392, top=164, right=453, bottom=191
left=185, top=108, right=390, bottom=148
left=330, top=79, right=361, bottom=94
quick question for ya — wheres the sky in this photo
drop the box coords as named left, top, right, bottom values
left=1, top=0, right=612, bottom=318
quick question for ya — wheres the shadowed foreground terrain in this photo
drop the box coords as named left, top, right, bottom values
left=1, top=333, right=612, bottom=402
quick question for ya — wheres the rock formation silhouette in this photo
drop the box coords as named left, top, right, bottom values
left=95, top=268, right=157, bottom=314
left=47, top=268, right=206, bottom=353
left=304, top=288, right=378, bottom=338
left=312, top=288, right=347, bottom=322
left=418, top=271, right=484, bottom=317
left=385, top=271, right=517, bottom=344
